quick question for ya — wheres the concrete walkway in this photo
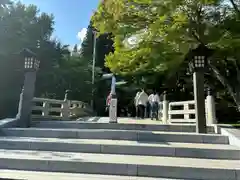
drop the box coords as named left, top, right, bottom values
left=77, top=117, right=163, bottom=124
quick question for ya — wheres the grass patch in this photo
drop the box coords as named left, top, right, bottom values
left=219, top=122, right=240, bottom=128
left=230, top=124, right=240, bottom=128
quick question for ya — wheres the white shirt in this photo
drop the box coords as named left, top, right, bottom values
left=136, top=91, right=148, bottom=106
left=148, top=94, right=160, bottom=105
left=134, top=92, right=140, bottom=106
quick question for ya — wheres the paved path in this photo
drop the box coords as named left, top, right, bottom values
left=77, top=117, right=163, bottom=124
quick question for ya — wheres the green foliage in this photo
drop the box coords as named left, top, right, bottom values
left=0, top=1, right=94, bottom=118
left=38, top=55, right=93, bottom=102
left=93, top=0, right=228, bottom=74
left=80, top=24, right=94, bottom=63
left=0, top=1, right=56, bottom=117
left=92, top=0, right=240, bottom=111
left=80, top=22, right=115, bottom=114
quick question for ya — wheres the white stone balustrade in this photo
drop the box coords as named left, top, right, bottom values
left=31, top=98, right=92, bottom=120
left=168, top=100, right=198, bottom=124
left=159, top=93, right=216, bottom=125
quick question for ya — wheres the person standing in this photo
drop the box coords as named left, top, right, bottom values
left=106, top=92, right=112, bottom=112
left=148, top=90, right=160, bottom=120
left=135, top=89, right=148, bottom=119
left=134, top=90, right=141, bottom=118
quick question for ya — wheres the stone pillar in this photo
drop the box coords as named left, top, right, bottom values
left=19, top=71, right=37, bottom=127
left=109, top=75, right=117, bottom=123
left=193, top=71, right=207, bottom=133
left=64, top=90, right=69, bottom=101
left=42, top=101, right=49, bottom=117
left=162, top=91, right=169, bottom=124
left=206, top=88, right=217, bottom=125
left=16, top=88, right=24, bottom=119
left=62, top=90, right=70, bottom=119
left=109, top=93, right=118, bottom=123
left=183, top=103, right=190, bottom=120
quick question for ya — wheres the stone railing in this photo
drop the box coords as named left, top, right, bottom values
left=32, top=97, right=92, bottom=120
left=168, top=100, right=202, bottom=123
left=159, top=92, right=216, bottom=125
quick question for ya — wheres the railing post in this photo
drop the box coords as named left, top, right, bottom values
left=109, top=93, right=118, bottom=123
left=184, top=103, right=189, bottom=120
left=62, top=90, right=70, bottom=120
left=109, top=75, right=118, bottom=123
left=16, top=88, right=24, bottom=119
left=206, top=88, right=217, bottom=125
left=42, top=101, right=49, bottom=117
left=162, top=91, right=169, bottom=124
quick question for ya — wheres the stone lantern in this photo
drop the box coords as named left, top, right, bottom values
left=187, top=44, right=213, bottom=133
left=18, top=48, right=40, bottom=127
left=22, top=48, right=40, bottom=71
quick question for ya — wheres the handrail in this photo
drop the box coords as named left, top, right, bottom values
left=159, top=100, right=209, bottom=124
left=31, top=97, right=92, bottom=120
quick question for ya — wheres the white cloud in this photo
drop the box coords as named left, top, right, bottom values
left=68, top=28, right=87, bottom=53
left=77, top=28, right=87, bottom=42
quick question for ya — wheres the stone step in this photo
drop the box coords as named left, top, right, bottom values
left=31, top=120, right=216, bottom=133
left=0, top=170, right=184, bottom=180
left=1, top=128, right=229, bottom=144
left=0, top=149, right=239, bottom=180
left=0, top=137, right=239, bottom=160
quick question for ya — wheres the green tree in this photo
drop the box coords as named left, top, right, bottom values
left=80, top=24, right=95, bottom=63
left=0, top=2, right=56, bottom=118
left=92, top=0, right=240, bottom=110
left=0, top=1, right=94, bottom=118
left=71, top=44, right=79, bottom=56
left=80, top=22, right=116, bottom=114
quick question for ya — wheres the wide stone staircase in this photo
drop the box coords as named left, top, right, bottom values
left=0, top=120, right=239, bottom=180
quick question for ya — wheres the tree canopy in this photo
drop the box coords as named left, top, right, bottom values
left=92, top=0, right=240, bottom=110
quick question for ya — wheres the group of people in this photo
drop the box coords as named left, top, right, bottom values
left=134, top=89, right=160, bottom=120
left=105, top=89, right=161, bottom=119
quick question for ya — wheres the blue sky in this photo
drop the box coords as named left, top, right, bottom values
left=19, top=0, right=100, bottom=48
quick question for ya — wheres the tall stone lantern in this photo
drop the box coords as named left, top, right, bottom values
left=18, top=48, right=40, bottom=127
left=187, top=44, right=213, bottom=133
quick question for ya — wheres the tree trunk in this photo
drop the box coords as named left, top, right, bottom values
left=229, top=0, right=240, bottom=18
left=209, top=63, right=240, bottom=111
